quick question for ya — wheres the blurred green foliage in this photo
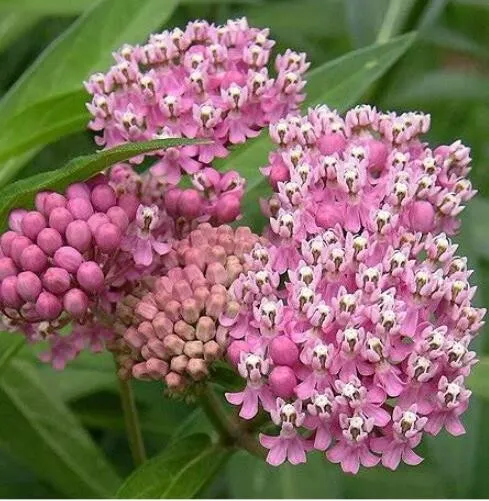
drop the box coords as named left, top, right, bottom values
left=0, top=0, right=488, bottom=498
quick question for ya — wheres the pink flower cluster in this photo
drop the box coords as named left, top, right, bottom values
left=0, top=173, right=197, bottom=368
left=85, top=17, right=308, bottom=184
left=114, top=223, right=262, bottom=388
left=224, top=105, right=485, bottom=473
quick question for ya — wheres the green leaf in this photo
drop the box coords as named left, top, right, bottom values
left=0, top=137, right=204, bottom=226
left=0, top=90, right=89, bottom=164
left=116, top=434, right=230, bottom=498
left=0, top=333, right=23, bottom=377
left=345, top=0, right=389, bottom=47
left=0, top=8, right=41, bottom=53
left=0, top=357, right=121, bottom=498
left=0, top=0, right=179, bottom=185
left=236, top=33, right=416, bottom=230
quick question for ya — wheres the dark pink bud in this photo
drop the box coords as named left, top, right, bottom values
left=10, top=236, right=32, bottom=265
left=178, top=189, right=203, bottom=219
left=214, top=194, right=240, bottom=224
left=35, top=192, right=49, bottom=213
left=94, top=223, right=121, bottom=253
left=318, top=132, right=346, bottom=155
left=16, top=271, right=42, bottom=302
left=63, top=288, right=89, bottom=318
left=365, top=139, right=388, bottom=172
left=164, top=188, right=182, bottom=217
left=44, top=193, right=67, bottom=216
left=67, top=197, right=94, bottom=220
left=87, top=212, right=110, bottom=233
left=91, top=184, right=117, bottom=212
left=66, top=182, right=90, bottom=200
left=8, top=209, right=26, bottom=233
left=43, top=267, right=71, bottom=294
left=409, top=200, right=435, bottom=233
left=269, top=365, right=297, bottom=398
left=76, top=261, right=104, bottom=293
left=21, top=211, right=46, bottom=240
left=227, top=340, right=249, bottom=366
left=1, top=231, right=18, bottom=257
left=269, top=163, right=290, bottom=190
left=54, top=246, right=83, bottom=273
left=118, top=193, right=139, bottom=220
left=1, top=276, right=21, bottom=308
left=0, top=257, right=17, bottom=280
left=37, top=228, right=63, bottom=256
left=65, top=220, right=92, bottom=252
left=86, top=173, right=107, bottom=187
left=107, top=206, right=129, bottom=231
left=36, top=291, right=62, bottom=320
left=269, top=335, right=299, bottom=366
left=48, top=207, right=74, bottom=234
left=20, top=245, right=47, bottom=273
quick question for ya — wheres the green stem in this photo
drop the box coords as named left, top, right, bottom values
left=199, top=384, right=266, bottom=459
left=118, top=375, right=147, bottom=467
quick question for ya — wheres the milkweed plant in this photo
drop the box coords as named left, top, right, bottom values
left=0, top=17, right=485, bottom=483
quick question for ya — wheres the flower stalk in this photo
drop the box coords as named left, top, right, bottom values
left=118, top=375, right=147, bottom=467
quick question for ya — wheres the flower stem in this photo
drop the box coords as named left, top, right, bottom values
left=199, top=384, right=266, bottom=459
left=118, top=375, right=147, bottom=467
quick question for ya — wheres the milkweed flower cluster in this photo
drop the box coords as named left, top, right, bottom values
left=0, top=165, right=242, bottom=368
left=113, top=223, right=263, bottom=389
left=85, top=17, right=308, bottom=184
left=224, top=105, right=485, bottom=473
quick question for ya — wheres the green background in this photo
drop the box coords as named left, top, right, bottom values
left=0, top=0, right=488, bottom=498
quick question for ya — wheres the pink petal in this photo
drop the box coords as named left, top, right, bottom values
left=287, top=438, right=307, bottom=465
left=267, top=441, right=288, bottom=466
left=360, top=446, right=380, bottom=468
left=382, top=444, right=403, bottom=470
left=239, top=387, right=259, bottom=419
left=445, top=414, right=466, bottom=436
left=402, top=447, right=424, bottom=466
left=225, top=391, right=244, bottom=406
left=134, top=238, right=153, bottom=266
left=314, top=426, right=332, bottom=451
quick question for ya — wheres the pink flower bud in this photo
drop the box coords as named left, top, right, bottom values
left=366, top=139, right=388, bottom=172
left=318, top=132, right=346, bottom=155
left=76, top=261, right=105, bottom=293
left=87, top=212, right=110, bottom=233
left=409, top=201, right=435, bottom=233
left=65, top=220, right=92, bottom=252
left=94, top=223, right=121, bottom=253
left=118, top=193, right=139, bottom=220
left=171, top=354, right=189, bottom=373
left=44, top=193, right=66, bottom=216
left=37, top=228, right=63, bottom=255
left=1, top=231, right=18, bottom=256
left=21, top=211, right=46, bottom=240
left=269, top=365, right=297, bottom=398
left=48, top=207, right=74, bottom=234
left=91, top=184, right=117, bottom=212
left=43, top=267, right=71, bottom=294
left=16, top=271, right=42, bottom=302
left=227, top=340, right=249, bottom=366
left=177, top=189, right=203, bottom=219
left=8, top=209, right=26, bottom=233
left=0, top=257, right=17, bottom=280
left=35, top=192, right=49, bottom=213
left=35, top=291, right=62, bottom=320
left=269, top=335, right=299, bottom=366
left=1, top=276, right=21, bottom=308
left=186, top=358, right=208, bottom=380
left=164, top=188, right=182, bottom=217
left=269, top=163, right=290, bottom=190
left=214, top=194, right=241, bottom=224
left=10, top=236, right=32, bottom=265
left=54, top=246, right=83, bottom=273
left=196, top=315, right=216, bottom=342
left=66, top=182, right=91, bottom=200
left=107, top=206, right=129, bottom=231
left=67, top=197, right=94, bottom=220
left=20, top=245, right=47, bottom=273
left=63, top=288, right=89, bottom=318
left=165, top=371, right=184, bottom=389
left=163, top=334, right=185, bottom=355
